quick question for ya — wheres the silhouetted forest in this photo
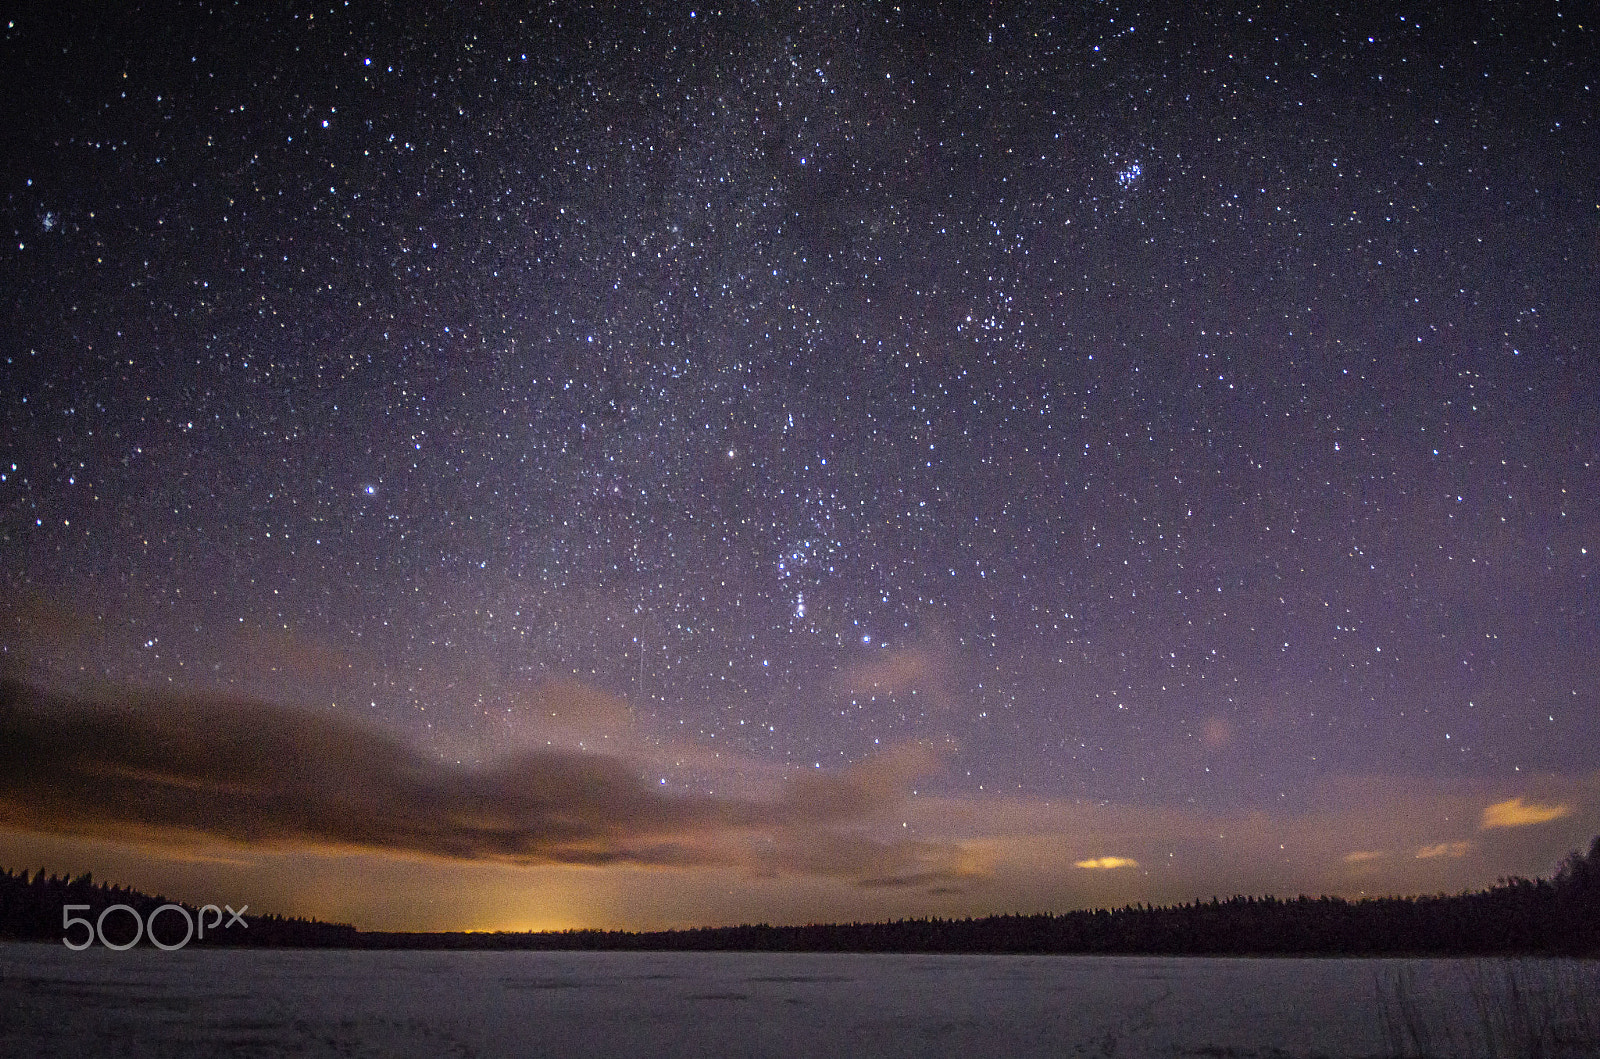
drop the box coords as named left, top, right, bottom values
left=0, top=868, right=358, bottom=947
left=5, top=836, right=1597, bottom=954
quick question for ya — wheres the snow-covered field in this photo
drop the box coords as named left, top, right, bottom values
left=1, top=942, right=1593, bottom=1057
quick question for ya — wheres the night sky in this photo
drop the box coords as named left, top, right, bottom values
left=2, top=1, right=1596, bottom=931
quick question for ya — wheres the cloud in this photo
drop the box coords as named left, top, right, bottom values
left=1479, top=796, right=1572, bottom=830
left=1415, top=841, right=1474, bottom=860
left=835, top=648, right=940, bottom=698
left=766, top=831, right=982, bottom=890
left=781, top=743, right=944, bottom=823
left=233, top=624, right=355, bottom=682
left=497, top=678, right=640, bottom=748
left=1074, top=856, right=1138, bottom=870
left=1342, top=850, right=1387, bottom=864
left=0, top=677, right=964, bottom=886
left=1201, top=717, right=1233, bottom=749
left=0, top=591, right=107, bottom=646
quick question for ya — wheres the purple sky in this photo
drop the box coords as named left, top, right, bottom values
left=1, top=1, right=1595, bottom=929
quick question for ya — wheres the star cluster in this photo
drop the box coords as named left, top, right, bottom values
left=2, top=2, right=1596, bottom=828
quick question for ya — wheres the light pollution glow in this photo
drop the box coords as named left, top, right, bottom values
left=0, top=673, right=1594, bottom=931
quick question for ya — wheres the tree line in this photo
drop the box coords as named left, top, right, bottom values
left=4, top=836, right=1596, bottom=954
left=0, top=868, right=358, bottom=947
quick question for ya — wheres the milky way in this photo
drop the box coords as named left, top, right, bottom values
left=1, top=4, right=1596, bottom=921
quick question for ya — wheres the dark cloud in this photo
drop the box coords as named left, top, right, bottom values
left=0, top=678, right=965, bottom=886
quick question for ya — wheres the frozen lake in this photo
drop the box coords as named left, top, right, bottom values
left=1, top=942, right=1594, bottom=1057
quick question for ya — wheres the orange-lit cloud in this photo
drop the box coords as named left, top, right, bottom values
left=1, top=590, right=107, bottom=646
left=835, top=647, right=940, bottom=698
left=6, top=670, right=1599, bottom=930
left=0, top=677, right=965, bottom=888
left=1202, top=717, right=1232, bottom=749
left=1480, top=796, right=1572, bottom=830
left=498, top=677, right=639, bottom=747
left=1342, top=850, right=1386, bottom=864
left=781, top=743, right=945, bottom=822
left=1415, top=841, right=1474, bottom=859
left=233, top=624, right=355, bottom=682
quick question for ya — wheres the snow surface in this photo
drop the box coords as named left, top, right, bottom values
left=0, top=942, right=1586, bottom=1057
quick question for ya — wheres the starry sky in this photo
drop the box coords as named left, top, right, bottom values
left=1, top=1, right=1596, bottom=931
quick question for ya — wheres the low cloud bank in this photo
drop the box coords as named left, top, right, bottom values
left=0, top=678, right=968, bottom=888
